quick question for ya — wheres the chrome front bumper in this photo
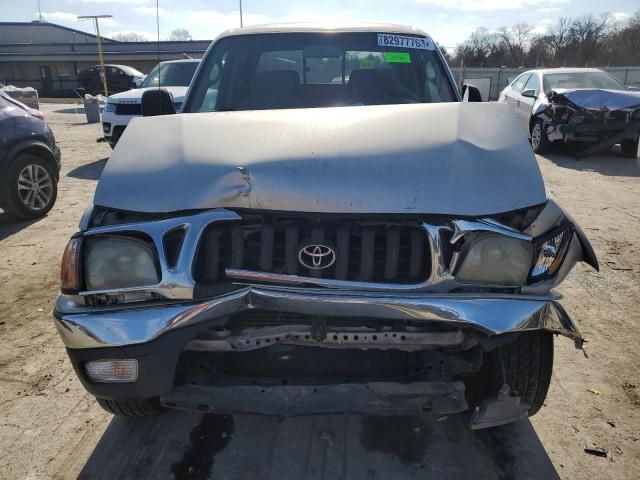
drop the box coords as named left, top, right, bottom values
left=54, top=287, right=583, bottom=350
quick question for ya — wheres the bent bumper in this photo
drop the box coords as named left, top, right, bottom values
left=54, top=287, right=583, bottom=350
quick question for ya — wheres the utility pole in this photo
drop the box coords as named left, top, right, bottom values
left=239, top=0, right=244, bottom=27
left=78, top=15, right=113, bottom=97
left=36, top=0, right=44, bottom=22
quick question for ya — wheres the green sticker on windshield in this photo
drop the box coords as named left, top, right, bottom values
left=359, top=58, right=377, bottom=69
left=384, top=52, right=411, bottom=63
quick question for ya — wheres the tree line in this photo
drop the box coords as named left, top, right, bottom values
left=111, top=28, right=193, bottom=42
left=449, top=11, right=640, bottom=68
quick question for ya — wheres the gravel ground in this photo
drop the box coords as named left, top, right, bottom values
left=0, top=104, right=638, bottom=479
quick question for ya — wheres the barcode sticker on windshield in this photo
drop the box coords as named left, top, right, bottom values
left=377, top=34, right=434, bottom=50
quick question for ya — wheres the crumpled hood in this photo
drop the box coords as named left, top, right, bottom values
left=550, top=88, right=640, bottom=111
left=107, top=86, right=188, bottom=104
left=95, top=103, right=547, bottom=215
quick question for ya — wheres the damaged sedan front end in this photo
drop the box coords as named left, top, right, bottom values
left=532, top=87, right=640, bottom=157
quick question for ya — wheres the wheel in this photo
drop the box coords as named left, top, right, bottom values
left=108, top=127, right=124, bottom=149
left=530, top=119, right=551, bottom=154
left=96, top=397, right=166, bottom=416
left=620, top=139, right=638, bottom=156
left=466, top=331, right=553, bottom=416
left=3, top=154, right=58, bottom=219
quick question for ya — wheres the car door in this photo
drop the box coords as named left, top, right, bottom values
left=106, top=67, right=124, bottom=92
left=503, top=73, right=530, bottom=110
left=517, top=73, right=540, bottom=132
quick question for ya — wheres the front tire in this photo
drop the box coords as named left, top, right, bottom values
left=467, top=331, right=553, bottom=417
left=530, top=119, right=551, bottom=154
left=3, top=154, right=58, bottom=219
left=620, top=139, right=638, bottom=156
left=96, top=397, right=166, bottom=417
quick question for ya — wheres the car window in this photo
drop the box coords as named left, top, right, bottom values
left=511, top=73, right=531, bottom=93
left=543, top=72, right=626, bottom=91
left=523, top=74, right=540, bottom=94
left=141, top=62, right=200, bottom=88
left=185, top=32, right=457, bottom=112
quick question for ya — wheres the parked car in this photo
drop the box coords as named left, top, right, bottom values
left=102, top=59, right=200, bottom=148
left=55, top=24, right=597, bottom=429
left=77, top=64, right=145, bottom=95
left=498, top=68, right=640, bottom=155
left=0, top=91, right=60, bottom=219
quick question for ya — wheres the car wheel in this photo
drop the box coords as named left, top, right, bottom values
left=530, top=119, right=551, bottom=154
left=96, top=397, right=166, bottom=416
left=620, top=139, right=638, bottom=156
left=466, top=331, right=553, bottom=417
left=3, top=154, right=58, bottom=219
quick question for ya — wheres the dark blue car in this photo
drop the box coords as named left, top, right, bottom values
left=0, top=91, right=61, bottom=219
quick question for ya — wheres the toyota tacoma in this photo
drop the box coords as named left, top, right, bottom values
left=55, top=24, right=598, bottom=429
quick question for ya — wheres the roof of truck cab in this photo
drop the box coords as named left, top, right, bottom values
left=215, top=22, right=431, bottom=41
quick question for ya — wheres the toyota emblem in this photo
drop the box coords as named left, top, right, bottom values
left=298, top=244, right=336, bottom=270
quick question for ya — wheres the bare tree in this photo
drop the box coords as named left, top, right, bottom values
left=112, top=32, right=149, bottom=42
left=498, top=23, right=532, bottom=67
left=169, top=28, right=192, bottom=41
left=452, top=10, right=640, bottom=68
left=544, top=17, right=572, bottom=65
left=437, top=42, right=452, bottom=64
left=569, top=14, right=610, bottom=66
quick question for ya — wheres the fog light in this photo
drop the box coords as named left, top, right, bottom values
left=85, top=359, right=138, bottom=383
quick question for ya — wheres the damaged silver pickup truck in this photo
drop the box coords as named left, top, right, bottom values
left=55, top=24, right=598, bottom=429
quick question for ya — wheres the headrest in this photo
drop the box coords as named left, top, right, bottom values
left=252, top=70, right=301, bottom=96
left=348, top=69, right=395, bottom=92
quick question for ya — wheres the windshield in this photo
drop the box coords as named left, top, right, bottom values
left=184, top=32, right=456, bottom=113
left=543, top=72, right=626, bottom=91
left=119, top=65, right=144, bottom=76
left=141, top=62, right=199, bottom=88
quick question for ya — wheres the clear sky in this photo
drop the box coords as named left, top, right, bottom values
left=5, top=0, right=639, bottom=50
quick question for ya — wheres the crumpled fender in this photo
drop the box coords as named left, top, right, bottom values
left=532, top=95, right=549, bottom=117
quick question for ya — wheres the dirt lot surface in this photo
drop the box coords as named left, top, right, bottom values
left=0, top=104, right=639, bottom=479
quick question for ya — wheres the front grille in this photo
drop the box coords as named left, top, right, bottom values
left=114, top=103, right=142, bottom=115
left=193, top=216, right=430, bottom=285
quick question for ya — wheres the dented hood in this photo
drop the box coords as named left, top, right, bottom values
left=550, top=88, right=640, bottom=111
left=94, top=103, right=547, bottom=215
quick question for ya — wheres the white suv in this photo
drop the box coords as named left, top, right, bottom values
left=102, top=59, right=200, bottom=148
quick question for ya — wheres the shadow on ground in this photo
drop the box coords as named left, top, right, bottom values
left=79, top=412, right=558, bottom=480
left=544, top=145, right=639, bottom=177
left=53, top=106, right=86, bottom=114
left=67, top=158, right=108, bottom=180
left=0, top=212, right=42, bottom=242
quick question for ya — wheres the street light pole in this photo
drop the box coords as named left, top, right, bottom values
left=78, top=15, right=113, bottom=97
left=239, top=0, right=243, bottom=27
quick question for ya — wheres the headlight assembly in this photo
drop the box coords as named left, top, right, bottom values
left=84, top=235, right=160, bottom=291
left=104, top=102, right=115, bottom=112
left=455, top=233, right=533, bottom=285
left=529, top=227, right=573, bottom=282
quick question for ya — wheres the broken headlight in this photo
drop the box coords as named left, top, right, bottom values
left=529, top=227, right=573, bottom=282
left=455, top=233, right=533, bottom=285
left=84, top=235, right=160, bottom=291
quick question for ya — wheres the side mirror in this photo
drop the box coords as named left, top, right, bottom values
left=135, top=77, right=145, bottom=87
left=462, top=84, right=482, bottom=102
left=521, top=89, right=537, bottom=98
left=141, top=89, right=176, bottom=117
